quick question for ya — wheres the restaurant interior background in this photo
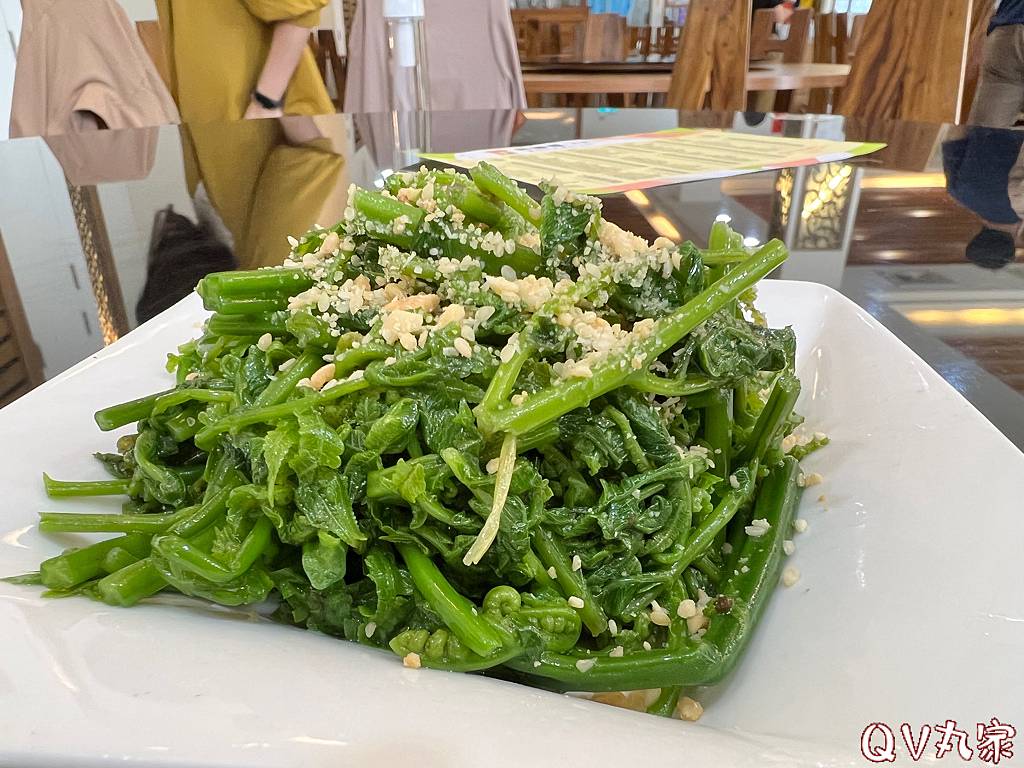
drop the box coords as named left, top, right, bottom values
left=0, top=0, right=1022, bottom=452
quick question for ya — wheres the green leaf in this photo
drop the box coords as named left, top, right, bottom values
left=418, top=397, right=482, bottom=459
left=295, top=469, right=366, bottom=548
left=285, top=310, right=333, bottom=350
left=608, top=390, right=679, bottom=467
left=696, top=312, right=795, bottom=380
left=292, top=410, right=349, bottom=475
left=559, top=408, right=628, bottom=475
left=364, top=398, right=419, bottom=454
left=539, top=187, right=599, bottom=271
left=263, top=420, right=298, bottom=500
left=302, top=531, right=348, bottom=590
left=235, top=347, right=272, bottom=407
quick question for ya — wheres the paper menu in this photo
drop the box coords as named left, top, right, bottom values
left=421, top=128, right=885, bottom=195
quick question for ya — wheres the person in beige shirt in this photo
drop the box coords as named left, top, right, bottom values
left=344, top=0, right=526, bottom=112
left=10, top=0, right=179, bottom=137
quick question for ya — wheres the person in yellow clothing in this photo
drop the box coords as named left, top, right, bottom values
left=137, top=115, right=347, bottom=322
left=155, top=0, right=334, bottom=123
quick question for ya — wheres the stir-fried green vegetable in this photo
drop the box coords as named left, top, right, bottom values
left=16, top=165, right=827, bottom=710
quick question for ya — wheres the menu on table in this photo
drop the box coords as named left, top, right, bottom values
left=421, top=128, right=885, bottom=194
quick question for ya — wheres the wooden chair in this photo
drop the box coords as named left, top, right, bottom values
left=750, top=8, right=813, bottom=111
left=666, top=0, right=751, bottom=111
left=813, top=13, right=846, bottom=66
left=512, top=7, right=589, bottom=62
left=0, top=234, right=45, bottom=408
left=848, top=14, right=867, bottom=60
left=750, top=7, right=813, bottom=63
left=836, top=0, right=977, bottom=123
left=808, top=12, right=848, bottom=113
left=659, top=23, right=683, bottom=59
left=629, top=22, right=681, bottom=60
left=628, top=25, right=650, bottom=58
left=582, top=13, right=629, bottom=62
left=311, top=30, right=347, bottom=108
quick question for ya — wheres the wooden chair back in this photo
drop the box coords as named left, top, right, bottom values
left=512, top=7, right=590, bottom=62
left=837, top=0, right=974, bottom=122
left=311, top=30, right=347, bottom=108
left=583, top=13, right=629, bottom=62
left=808, top=12, right=870, bottom=113
left=0, top=234, right=45, bottom=408
left=750, top=7, right=813, bottom=63
left=848, top=14, right=867, bottom=60
left=135, top=21, right=172, bottom=93
left=667, top=0, right=751, bottom=111
left=628, top=25, right=649, bottom=58
left=813, top=12, right=847, bottom=65
left=630, top=22, right=683, bottom=60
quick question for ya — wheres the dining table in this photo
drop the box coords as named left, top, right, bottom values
left=0, top=107, right=1022, bottom=766
left=521, top=61, right=852, bottom=99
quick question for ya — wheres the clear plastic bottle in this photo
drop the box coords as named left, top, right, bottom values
left=383, top=0, right=429, bottom=111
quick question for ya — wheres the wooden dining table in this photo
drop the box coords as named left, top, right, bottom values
left=521, top=61, right=851, bottom=97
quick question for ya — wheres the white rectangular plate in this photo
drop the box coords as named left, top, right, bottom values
left=1, top=281, right=1022, bottom=767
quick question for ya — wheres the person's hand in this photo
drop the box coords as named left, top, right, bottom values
left=773, top=1, right=795, bottom=24
left=244, top=101, right=285, bottom=120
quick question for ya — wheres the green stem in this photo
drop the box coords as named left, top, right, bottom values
left=653, top=462, right=757, bottom=575
left=647, top=685, right=683, bottom=717
left=440, top=185, right=502, bottom=227
left=102, top=546, right=144, bottom=573
left=397, top=543, right=505, bottom=658
left=477, top=338, right=533, bottom=416
left=39, top=512, right=180, bottom=535
left=470, top=162, right=542, bottom=224
left=39, top=533, right=151, bottom=590
left=151, top=389, right=235, bottom=417
left=532, top=527, right=608, bottom=637
left=196, top=268, right=313, bottom=310
left=704, top=389, right=733, bottom=480
left=508, top=459, right=800, bottom=692
left=42, top=474, right=130, bottom=498
left=171, top=486, right=236, bottom=537
left=97, top=558, right=166, bottom=607
left=736, top=374, right=800, bottom=465
left=150, top=518, right=272, bottom=584
left=194, top=377, right=368, bottom=449
left=477, top=241, right=787, bottom=436
left=353, top=188, right=425, bottom=229
left=94, top=389, right=174, bottom=431
left=254, top=350, right=322, bottom=407
left=213, top=297, right=288, bottom=315
left=604, top=406, right=651, bottom=471
left=207, top=313, right=287, bottom=338
left=626, top=372, right=723, bottom=397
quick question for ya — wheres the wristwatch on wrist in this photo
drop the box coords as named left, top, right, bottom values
left=251, top=89, right=284, bottom=110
